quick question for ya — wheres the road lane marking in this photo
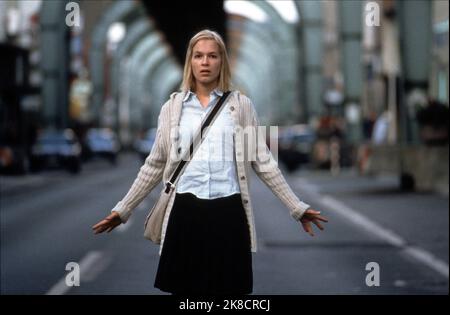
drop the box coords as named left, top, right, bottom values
left=320, top=195, right=406, bottom=247
left=46, top=250, right=110, bottom=295
left=296, top=179, right=449, bottom=279
left=403, top=246, right=449, bottom=278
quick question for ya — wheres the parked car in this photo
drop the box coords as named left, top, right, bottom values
left=30, top=129, right=82, bottom=174
left=278, top=124, right=316, bottom=172
left=83, top=128, right=120, bottom=164
left=134, top=128, right=157, bottom=161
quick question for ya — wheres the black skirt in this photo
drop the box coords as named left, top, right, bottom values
left=154, top=192, right=253, bottom=295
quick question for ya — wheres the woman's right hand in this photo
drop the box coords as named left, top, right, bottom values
left=92, top=211, right=122, bottom=234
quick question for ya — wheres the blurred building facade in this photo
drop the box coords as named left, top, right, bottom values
left=0, top=0, right=448, bottom=194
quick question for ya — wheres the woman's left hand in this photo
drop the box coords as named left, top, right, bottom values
left=300, top=209, right=328, bottom=236
left=92, top=211, right=122, bottom=234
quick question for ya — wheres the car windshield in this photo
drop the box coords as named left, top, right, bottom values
left=89, top=137, right=112, bottom=144
left=88, top=131, right=114, bottom=140
left=38, top=135, right=73, bottom=145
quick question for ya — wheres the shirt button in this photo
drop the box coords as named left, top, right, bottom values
left=243, top=199, right=248, bottom=204
left=240, top=176, right=245, bottom=180
left=230, top=106, right=234, bottom=111
left=177, top=147, right=182, bottom=153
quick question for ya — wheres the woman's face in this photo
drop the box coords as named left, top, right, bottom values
left=191, top=39, right=222, bottom=88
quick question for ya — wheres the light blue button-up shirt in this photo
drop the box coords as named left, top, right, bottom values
left=175, top=88, right=241, bottom=199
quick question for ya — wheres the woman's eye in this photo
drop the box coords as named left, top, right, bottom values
left=193, top=54, right=218, bottom=59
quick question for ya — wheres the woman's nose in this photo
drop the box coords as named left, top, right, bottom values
left=201, top=56, right=209, bottom=64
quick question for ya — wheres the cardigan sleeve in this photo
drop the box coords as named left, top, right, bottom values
left=110, top=101, right=170, bottom=223
left=241, top=95, right=311, bottom=221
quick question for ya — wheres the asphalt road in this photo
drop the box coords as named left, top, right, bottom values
left=1, top=153, right=448, bottom=294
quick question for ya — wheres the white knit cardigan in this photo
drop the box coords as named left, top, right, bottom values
left=111, top=90, right=311, bottom=254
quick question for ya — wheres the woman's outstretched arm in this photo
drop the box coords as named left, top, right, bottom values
left=242, top=96, right=328, bottom=235
left=92, top=101, right=171, bottom=234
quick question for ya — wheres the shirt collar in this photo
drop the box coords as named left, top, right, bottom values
left=183, top=90, right=193, bottom=102
left=213, top=88, right=224, bottom=97
left=183, top=88, right=224, bottom=102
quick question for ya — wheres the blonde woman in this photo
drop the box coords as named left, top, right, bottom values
left=93, top=29, right=328, bottom=295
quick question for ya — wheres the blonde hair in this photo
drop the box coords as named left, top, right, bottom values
left=180, top=29, right=232, bottom=92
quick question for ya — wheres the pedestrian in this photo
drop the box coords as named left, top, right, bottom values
left=92, top=29, right=328, bottom=295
